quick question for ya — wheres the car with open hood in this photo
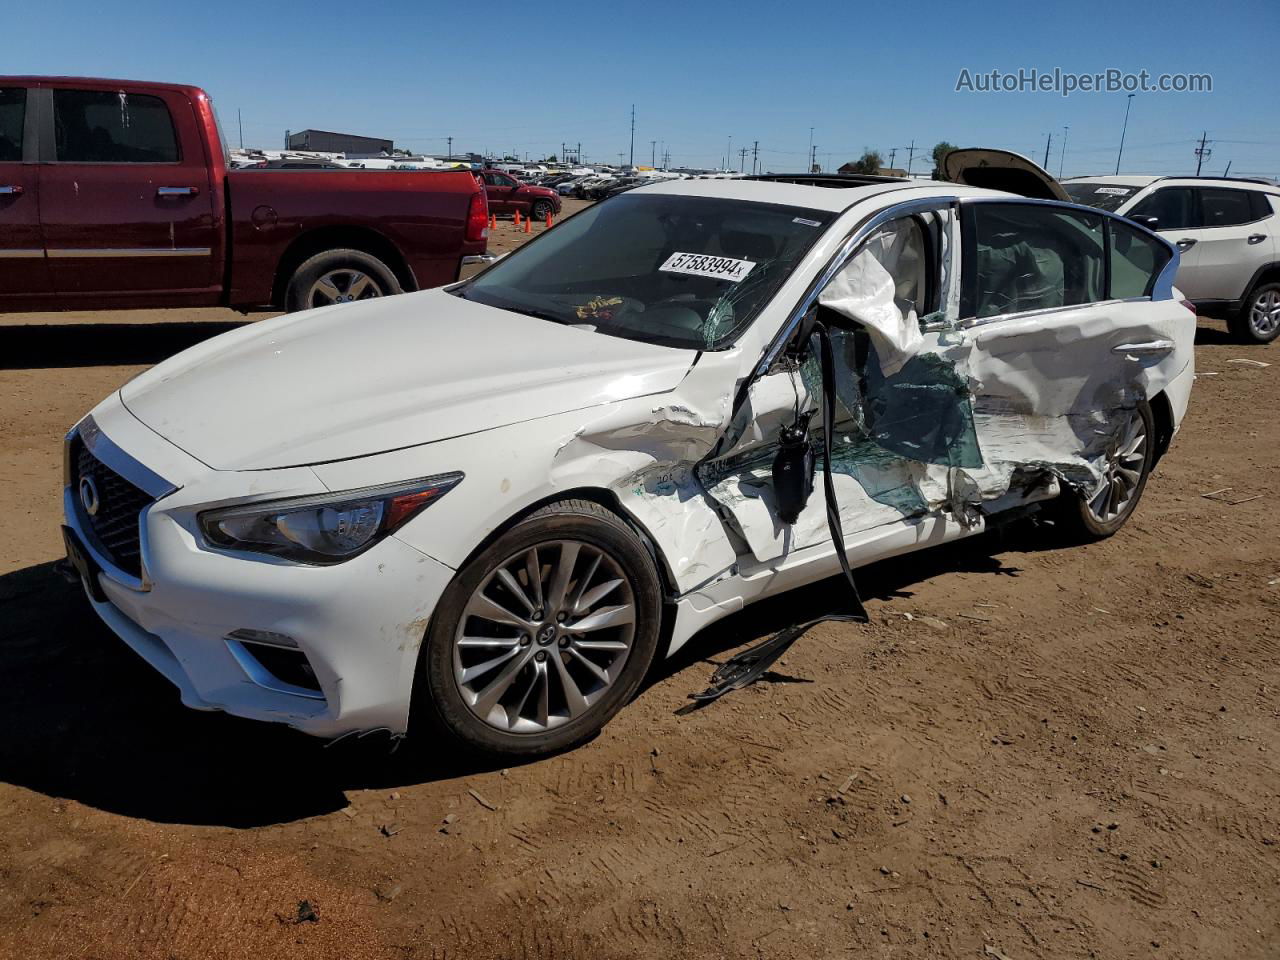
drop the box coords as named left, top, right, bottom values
left=61, top=165, right=1194, bottom=756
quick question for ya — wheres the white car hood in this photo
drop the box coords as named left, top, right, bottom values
left=120, top=289, right=697, bottom=470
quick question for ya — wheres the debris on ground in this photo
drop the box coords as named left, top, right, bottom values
left=295, top=900, right=318, bottom=924
left=1226, top=358, right=1271, bottom=368
left=467, top=789, right=498, bottom=811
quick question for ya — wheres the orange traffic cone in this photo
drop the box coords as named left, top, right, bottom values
left=545, top=212, right=553, bottom=229
left=489, top=213, right=496, bottom=229
left=523, top=216, right=532, bottom=234
left=514, top=210, right=521, bottom=226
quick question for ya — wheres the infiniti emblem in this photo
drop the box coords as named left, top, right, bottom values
left=79, top=475, right=100, bottom=517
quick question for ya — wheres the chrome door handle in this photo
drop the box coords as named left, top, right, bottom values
left=1113, top=339, right=1175, bottom=356
left=0, top=185, right=23, bottom=196
left=157, top=186, right=198, bottom=197
left=1176, top=238, right=1197, bottom=249
left=1248, top=233, right=1267, bottom=245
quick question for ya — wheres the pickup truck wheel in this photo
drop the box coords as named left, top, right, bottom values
left=285, top=249, right=401, bottom=313
left=1229, top=282, right=1280, bottom=344
left=530, top=199, right=554, bottom=222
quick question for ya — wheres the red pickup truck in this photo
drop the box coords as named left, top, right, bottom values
left=0, top=77, right=490, bottom=313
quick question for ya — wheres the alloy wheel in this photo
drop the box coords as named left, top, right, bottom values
left=452, top=540, right=636, bottom=734
left=1249, top=289, right=1280, bottom=338
left=1086, top=407, right=1147, bottom=523
left=308, top=269, right=383, bottom=309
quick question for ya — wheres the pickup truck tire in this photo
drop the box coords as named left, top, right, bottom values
left=1229, top=281, right=1280, bottom=344
left=530, top=199, right=554, bottom=222
left=285, top=248, right=402, bottom=313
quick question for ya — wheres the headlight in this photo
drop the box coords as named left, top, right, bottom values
left=198, top=473, right=462, bottom=564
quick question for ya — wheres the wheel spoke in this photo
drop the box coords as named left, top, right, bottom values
left=546, top=542, right=580, bottom=613
left=312, top=276, right=341, bottom=304
left=567, top=646, right=611, bottom=685
left=571, top=603, right=634, bottom=632
left=347, top=273, right=374, bottom=299
left=574, top=576, right=623, bottom=615
left=573, top=638, right=629, bottom=652
left=458, top=636, right=520, bottom=649
left=533, top=659, right=551, bottom=727
left=524, top=547, right=544, bottom=611
left=466, top=592, right=530, bottom=630
left=460, top=646, right=521, bottom=684
left=551, top=652, right=589, bottom=717
left=569, top=553, right=603, bottom=613
left=495, top=567, right=535, bottom=615
left=472, top=649, right=531, bottom=715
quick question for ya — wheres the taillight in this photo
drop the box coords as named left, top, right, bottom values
left=466, top=190, right=488, bottom=243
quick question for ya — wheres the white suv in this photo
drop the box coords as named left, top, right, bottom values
left=1064, top=175, right=1280, bottom=344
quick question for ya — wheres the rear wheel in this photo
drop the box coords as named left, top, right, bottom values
left=413, top=499, right=662, bottom=756
left=1053, top=400, right=1154, bottom=540
left=284, top=248, right=401, bottom=313
left=1229, top=281, right=1280, bottom=344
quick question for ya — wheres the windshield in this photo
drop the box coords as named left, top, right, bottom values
left=1062, top=182, right=1140, bottom=212
left=454, top=193, right=834, bottom=350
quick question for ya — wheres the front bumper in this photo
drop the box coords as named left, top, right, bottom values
left=63, top=400, right=456, bottom=739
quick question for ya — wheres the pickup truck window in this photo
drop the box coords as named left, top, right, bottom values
left=53, top=89, right=179, bottom=163
left=0, top=88, right=23, bottom=162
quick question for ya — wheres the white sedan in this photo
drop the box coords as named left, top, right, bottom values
left=61, top=163, right=1194, bottom=756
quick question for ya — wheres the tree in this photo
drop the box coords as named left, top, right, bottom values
left=544, top=154, right=557, bottom=163
left=846, top=149, right=883, bottom=174
left=931, top=141, right=957, bottom=180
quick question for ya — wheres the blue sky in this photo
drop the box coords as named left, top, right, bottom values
left=10, top=0, right=1279, bottom=178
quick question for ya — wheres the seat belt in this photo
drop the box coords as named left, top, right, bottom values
left=690, top=320, right=869, bottom=703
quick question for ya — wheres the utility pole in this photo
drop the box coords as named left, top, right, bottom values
left=237, top=109, right=243, bottom=149
left=1194, top=131, right=1212, bottom=175
left=1043, top=132, right=1053, bottom=169
left=906, top=140, right=915, bottom=177
left=888, top=147, right=897, bottom=170
left=447, top=136, right=453, bottom=160
left=726, top=135, right=732, bottom=172
left=1115, top=93, right=1135, bottom=175
left=1224, top=160, right=1232, bottom=176
left=810, top=143, right=818, bottom=173
left=650, top=140, right=656, bottom=167
left=1058, top=125, right=1069, bottom=179
left=807, top=127, right=814, bottom=172
left=752, top=140, right=759, bottom=175
left=629, top=104, right=635, bottom=167
left=577, top=142, right=581, bottom=165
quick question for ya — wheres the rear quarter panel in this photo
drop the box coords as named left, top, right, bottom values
left=225, top=169, right=485, bottom=307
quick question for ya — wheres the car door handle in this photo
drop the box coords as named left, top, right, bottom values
left=1113, top=340, right=1175, bottom=356
left=1248, top=233, right=1267, bottom=245
left=0, top=185, right=23, bottom=196
left=157, top=186, right=198, bottom=197
left=1175, top=238, right=1197, bottom=249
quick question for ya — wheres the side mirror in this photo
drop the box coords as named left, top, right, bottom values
left=1127, top=214, right=1159, bottom=230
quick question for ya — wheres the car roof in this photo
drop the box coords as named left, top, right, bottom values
left=0, top=75, right=204, bottom=96
left=628, top=175, right=1003, bottom=213
left=1063, top=175, right=1162, bottom=188
left=1064, top=173, right=1280, bottom=194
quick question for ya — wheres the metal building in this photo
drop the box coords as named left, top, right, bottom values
left=285, top=129, right=393, bottom=155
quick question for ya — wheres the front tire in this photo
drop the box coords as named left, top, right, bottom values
left=1228, top=281, right=1280, bottom=344
left=413, top=499, right=663, bottom=756
left=284, top=248, right=401, bottom=313
left=1052, top=400, right=1154, bottom=540
left=530, top=199, right=554, bottom=222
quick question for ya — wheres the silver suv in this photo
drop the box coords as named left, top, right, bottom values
left=1064, top=176, right=1280, bottom=344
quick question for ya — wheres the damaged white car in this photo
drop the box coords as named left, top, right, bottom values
left=61, top=165, right=1194, bottom=755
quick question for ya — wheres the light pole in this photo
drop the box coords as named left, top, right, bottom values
left=807, top=127, right=814, bottom=172
left=726, top=135, right=732, bottom=172
left=1059, top=125, right=1069, bottom=179
left=1115, top=93, right=1135, bottom=175
left=447, top=136, right=452, bottom=160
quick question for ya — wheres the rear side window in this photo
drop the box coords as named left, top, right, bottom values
left=0, top=88, right=24, bottom=162
left=53, top=90, right=179, bottom=163
left=966, top=203, right=1104, bottom=319
left=1109, top=220, right=1172, bottom=299
left=1199, top=187, right=1260, bottom=227
left=1128, top=187, right=1197, bottom=231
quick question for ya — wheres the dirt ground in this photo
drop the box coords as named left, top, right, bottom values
left=0, top=202, right=1277, bottom=958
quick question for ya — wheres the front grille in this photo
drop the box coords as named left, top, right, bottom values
left=72, top=435, right=154, bottom=578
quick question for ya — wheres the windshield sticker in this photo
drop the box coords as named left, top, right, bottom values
left=1094, top=186, right=1133, bottom=196
left=792, top=217, right=822, bottom=227
left=660, top=252, right=756, bottom=283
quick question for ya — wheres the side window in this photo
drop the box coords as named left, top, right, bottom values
left=0, top=88, right=24, bottom=162
left=482, top=172, right=502, bottom=185
left=1128, top=188, right=1197, bottom=232
left=1109, top=220, right=1172, bottom=299
left=1199, top=188, right=1257, bottom=228
left=966, top=203, right=1104, bottom=319
left=1249, top=191, right=1276, bottom=221
left=53, top=89, right=180, bottom=163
